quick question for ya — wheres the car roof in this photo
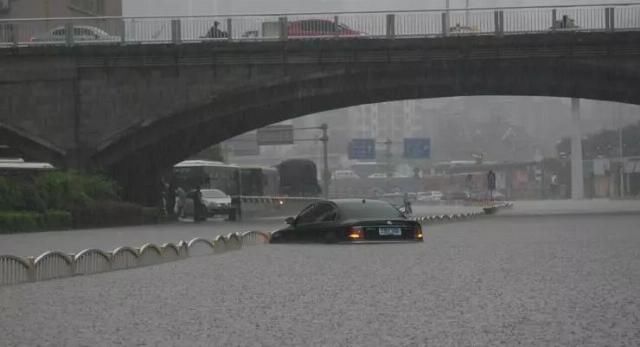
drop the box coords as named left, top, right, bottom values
left=316, top=199, right=393, bottom=207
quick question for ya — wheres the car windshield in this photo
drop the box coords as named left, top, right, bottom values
left=338, top=201, right=404, bottom=219
left=201, top=189, right=227, bottom=198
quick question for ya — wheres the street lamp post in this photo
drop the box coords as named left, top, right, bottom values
left=286, top=124, right=331, bottom=199
left=384, top=138, right=393, bottom=178
left=618, top=110, right=625, bottom=197
left=320, top=123, right=330, bottom=199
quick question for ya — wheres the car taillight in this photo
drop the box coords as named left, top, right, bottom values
left=347, top=226, right=363, bottom=240
left=415, top=224, right=423, bottom=240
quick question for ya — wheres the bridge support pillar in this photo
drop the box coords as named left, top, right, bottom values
left=570, top=98, right=585, bottom=200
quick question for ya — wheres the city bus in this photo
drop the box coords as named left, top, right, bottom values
left=173, top=160, right=280, bottom=196
left=0, top=159, right=55, bottom=177
left=173, top=160, right=240, bottom=195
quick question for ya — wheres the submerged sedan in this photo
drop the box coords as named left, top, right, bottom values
left=270, top=199, right=423, bottom=244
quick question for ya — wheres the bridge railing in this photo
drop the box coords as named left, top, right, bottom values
left=0, top=3, right=639, bottom=47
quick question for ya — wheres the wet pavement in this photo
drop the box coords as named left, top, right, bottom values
left=1, top=213, right=639, bottom=346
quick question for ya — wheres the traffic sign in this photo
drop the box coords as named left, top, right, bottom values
left=348, top=139, right=376, bottom=160
left=257, top=125, right=294, bottom=145
left=403, top=138, right=431, bottom=159
left=225, top=132, right=259, bottom=156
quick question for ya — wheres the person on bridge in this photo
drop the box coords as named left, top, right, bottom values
left=204, top=21, right=229, bottom=38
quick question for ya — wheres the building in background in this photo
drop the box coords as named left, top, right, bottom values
left=0, top=0, right=121, bottom=19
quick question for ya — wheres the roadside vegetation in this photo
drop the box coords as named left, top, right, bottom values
left=0, top=172, right=160, bottom=233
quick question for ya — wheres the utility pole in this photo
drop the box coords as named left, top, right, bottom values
left=570, top=98, right=584, bottom=199
left=385, top=138, right=393, bottom=178
left=618, top=108, right=625, bottom=198
left=320, top=123, right=330, bottom=199
left=465, top=0, right=470, bottom=26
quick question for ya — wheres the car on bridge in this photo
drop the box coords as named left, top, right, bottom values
left=270, top=199, right=423, bottom=243
left=254, top=19, right=365, bottom=39
left=30, top=25, right=119, bottom=43
left=288, top=19, right=363, bottom=38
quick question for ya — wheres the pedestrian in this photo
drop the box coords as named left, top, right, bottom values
left=550, top=174, right=559, bottom=198
left=167, top=180, right=176, bottom=218
left=403, top=192, right=413, bottom=215
left=175, top=186, right=186, bottom=219
left=193, top=186, right=204, bottom=222
left=487, top=170, right=496, bottom=201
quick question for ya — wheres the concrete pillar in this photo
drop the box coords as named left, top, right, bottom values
left=570, top=98, right=584, bottom=199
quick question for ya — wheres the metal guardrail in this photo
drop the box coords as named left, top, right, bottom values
left=412, top=202, right=514, bottom=224
left=0, top=4, right=638, bottom=47
left=0, top=230, right=270, bottom=287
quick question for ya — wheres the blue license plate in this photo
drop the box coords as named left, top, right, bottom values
left=379, top=227, right=402, bottom=236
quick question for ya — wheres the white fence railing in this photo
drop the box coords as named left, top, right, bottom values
left=0, top=230, right=270, bottom=287
left=0, top=4, right=638, bottom=47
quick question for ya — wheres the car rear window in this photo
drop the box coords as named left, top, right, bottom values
left=202, top=190, right=226, bottom=198
left=338, top=201, right=404, bottom=220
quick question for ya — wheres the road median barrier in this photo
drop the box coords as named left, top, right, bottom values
left=413, top=202, right=513, bottom=225
left=0, top=231, right=270, bottom=287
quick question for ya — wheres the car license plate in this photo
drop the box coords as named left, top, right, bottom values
left=379, top=227, right=402, bottom=236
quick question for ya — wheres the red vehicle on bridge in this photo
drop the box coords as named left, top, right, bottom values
left=245, top=19, right=364, bottom=39
left=287, top=19, right=363, bottom=37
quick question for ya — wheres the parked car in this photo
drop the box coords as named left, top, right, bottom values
left=270, top=199, right=423, bottom=243
left=417, top=191, right=443, bottom=202
left=184, top=189, right=236, bottom=220
left=443, top=191, right=471, bottom=201
left=368, top=173, right=388, bottom=179
left=30, top=25, right=119, bottom=43
left=200, top=189, right=236, bottom=219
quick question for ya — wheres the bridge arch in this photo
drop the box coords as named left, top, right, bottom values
left=0, top=123, right=66, bottom=165
left=94, top=53, right=639, bottom=169
left=90, top=50, right=639, bottom=203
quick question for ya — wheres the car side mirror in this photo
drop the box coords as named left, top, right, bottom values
left=285, top=217, right=295, bottom=225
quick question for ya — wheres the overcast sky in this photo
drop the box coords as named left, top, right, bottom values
left=124, top=0, right=638, bottom=16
